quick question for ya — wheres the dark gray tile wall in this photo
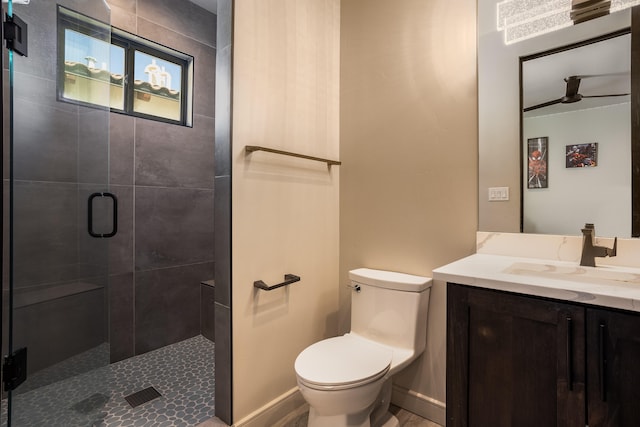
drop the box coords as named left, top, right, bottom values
left=135, top=262, right=214, bottom=354
left=134, top=114, right=215, bottom=188
left=213, top=176, right=231, bottom=306
left=78, top=109, right=111, bottom=185
left=109, top=114, right=135, bottom=185
left=214, top=0, right=233, bottom=423
left=135, top=186, right=214, bottom=270
left=137, top=0, right=217, bottom=47
left=12, top=98, right=79, bottom=182
left=108, top=185, right=134, bottom=276
left=109, top=273, right=134, bottom=363
left=104, top=0, right=218, bottom=359
left=201, top=282, right=216, bottom=341
left=109, top=5, right=137, bottom=34
left=214, top=302, right=232, bottom=422
left=12, top=181, right=79, bottom=288
left=107, top=0, right=136, bottom=13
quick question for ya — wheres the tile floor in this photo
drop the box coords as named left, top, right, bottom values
left=3, top=335, right=440, bottom=427
left=199, top=404, right=442, bottom=427
left=2, top=335, right=215, bottom=427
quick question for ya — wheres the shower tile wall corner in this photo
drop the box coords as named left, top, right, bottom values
left=135, top=262, right=213, bottom=353
left=105, top=0, right=217, bottom=359
left=213, top=0, right=233, bottom=423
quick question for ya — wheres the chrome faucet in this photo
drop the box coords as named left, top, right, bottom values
left=580, top=223, right=617, bottom=267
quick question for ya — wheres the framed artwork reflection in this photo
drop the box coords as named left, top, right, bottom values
left=566, top=143, right=598, bottom=168
left=527, top=137, right=548, bottom=189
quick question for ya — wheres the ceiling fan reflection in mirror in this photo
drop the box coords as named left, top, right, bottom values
left=523, top=72, right=630, bottom=112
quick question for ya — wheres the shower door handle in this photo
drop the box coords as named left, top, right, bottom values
left=88, top=192, right=118, bottom=238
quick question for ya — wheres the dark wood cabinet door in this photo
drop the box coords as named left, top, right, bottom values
left=587, top=308, right=640, bottom=427
left=447, top=284, right=586, bottom=427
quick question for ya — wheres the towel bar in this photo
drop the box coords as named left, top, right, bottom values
left=245, top=145, right=341, bottom=166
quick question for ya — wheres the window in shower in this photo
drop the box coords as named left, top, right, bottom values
left=131, top=50, right=185, bottom=123
left=62, top=28, right=126, bottom=109
left=57, top=6, right=194, bottom=126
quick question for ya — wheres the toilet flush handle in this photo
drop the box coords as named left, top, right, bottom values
left=346, top=283, right=361, bottom=293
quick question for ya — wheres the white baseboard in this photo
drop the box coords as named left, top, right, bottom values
left=233, top=387, right=308, bottom=427
left=231, top=384, right=446, bottom=427
left=391, top=384, right=446, bottom=426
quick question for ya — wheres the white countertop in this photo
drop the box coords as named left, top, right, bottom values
left=433, top=253, right=640, bottom=312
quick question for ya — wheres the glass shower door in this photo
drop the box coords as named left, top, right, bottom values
left=4, top=0, right=114, bottom=425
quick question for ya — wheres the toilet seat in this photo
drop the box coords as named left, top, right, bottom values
left=295, top=334, right=392, bottom=391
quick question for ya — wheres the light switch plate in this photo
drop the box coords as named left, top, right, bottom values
left=488, top=187, right=509, bottom=201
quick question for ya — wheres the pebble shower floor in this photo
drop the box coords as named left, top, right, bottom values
left=1, top=335, right=215, bottom=427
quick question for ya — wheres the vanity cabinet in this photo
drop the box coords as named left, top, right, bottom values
left=586, top=308, right=640, bottom=426
left=447, top=283, right=640, bottom=427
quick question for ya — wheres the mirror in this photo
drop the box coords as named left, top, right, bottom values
left=478, top=0, right=638, bottom=237
left=521, top=31, right=631, bottom=237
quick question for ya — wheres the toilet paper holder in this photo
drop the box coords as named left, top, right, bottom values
left=254, top=274, right=301, bottom=291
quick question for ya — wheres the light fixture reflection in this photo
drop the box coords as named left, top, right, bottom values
left=497, top=0, right=640, bottom=44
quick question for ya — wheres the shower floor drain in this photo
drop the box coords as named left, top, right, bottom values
left=124, top=386, right=162, bottom=408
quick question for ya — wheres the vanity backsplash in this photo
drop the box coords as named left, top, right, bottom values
left=477, top=231, right=640, bottom=268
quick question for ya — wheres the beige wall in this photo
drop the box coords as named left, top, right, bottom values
left=339, top=0, right=478, bottom=419
left=231, top=0, right=340, bottom=421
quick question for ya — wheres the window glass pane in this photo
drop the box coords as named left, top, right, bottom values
left=63, top=29, right=124, bottom=109
left=133, top=50, right=182, bottom=121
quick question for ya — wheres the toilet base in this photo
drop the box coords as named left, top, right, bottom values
left=375, top=412, right=400, bottom=427
left=306, top=408, right=400, bottom=427
left=308, top=406, right=372, bottom=427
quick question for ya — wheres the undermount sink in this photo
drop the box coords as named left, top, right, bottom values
left=504, top=262, right=640, bottom=287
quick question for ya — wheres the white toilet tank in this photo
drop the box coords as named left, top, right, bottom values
left=348, top=268, right=432, bottom=362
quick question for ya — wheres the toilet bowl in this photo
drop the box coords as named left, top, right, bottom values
left=295, top=334, right=392, bottom=427
left=294, top=268, right=432, bottom=427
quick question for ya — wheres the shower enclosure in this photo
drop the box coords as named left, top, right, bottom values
left=2, top=0, right=113, bottom=424
left=1, top=0, right=219, bottom=425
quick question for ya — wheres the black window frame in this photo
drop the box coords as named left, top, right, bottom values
left=57, top=6, right=194, bottom=127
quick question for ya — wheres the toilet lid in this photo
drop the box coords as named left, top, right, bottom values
left=295, top=335, right=392, bottom=387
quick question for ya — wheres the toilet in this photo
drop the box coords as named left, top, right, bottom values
left=294, top=268, right=432, bottom=427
